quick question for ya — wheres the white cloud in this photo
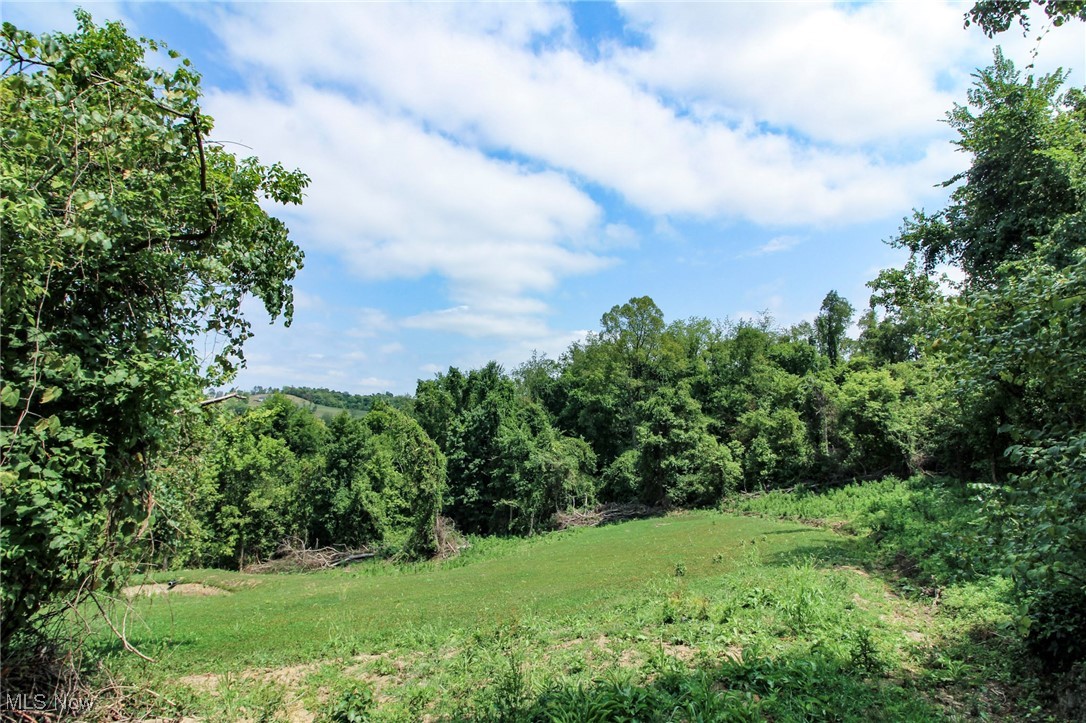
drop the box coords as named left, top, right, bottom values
left=613, top=1, right=975, bottom=147
left=742, top=235, right=803, bottom=257
left=345, top=308, right=394, bottom=339
left=402, top=306, right=551, bottom=339
left=291, top=289, right=325, bottom=311
left=202, top=2, right=961, bottom=229
left=204, top=84, right=607, bottom=348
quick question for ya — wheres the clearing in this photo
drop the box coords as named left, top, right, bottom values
left=92, top=511, right=1028, bottom=721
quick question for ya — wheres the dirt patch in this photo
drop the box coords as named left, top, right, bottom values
left=178, top=662, right=320, bottom=693
left=122, top=582, right=228, bottom=598
left=177, top=671, right=219, bottom=692
left=615, top=647, right=642, bottom=668
left=660, top=642, right=697, bottom=662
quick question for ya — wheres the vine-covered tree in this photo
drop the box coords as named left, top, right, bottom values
left=814, top=290, right=854, bottom=366
left=0, top=14, right=308, bottom=647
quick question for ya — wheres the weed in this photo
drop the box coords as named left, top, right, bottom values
left=848, top=627, right=886, bottom=676
left=323, top=683, right=374, bottom=723
left=497, top=652, right=532, bottom=722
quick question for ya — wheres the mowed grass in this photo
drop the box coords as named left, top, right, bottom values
left=100, top=513, right=828, bottom=674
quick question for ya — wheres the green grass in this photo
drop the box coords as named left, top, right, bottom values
left=100, top=514, right=826, bottom=672
left=89, top=503, right=1048, bottom=721
left=246, top=392, right=364, bottom=420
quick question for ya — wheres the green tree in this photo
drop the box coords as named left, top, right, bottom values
left=361, top=403, right=447, bottom=557
left=599, top=296, right=666, bottom=381
left=966, top=0, right=1086, bottom=36
left=202, top=409, right=304, bottom=568
left=0, top=15, right=307, bottom=645
left=896, top=51, right=1079, bottom=281
left=857, top=260, right=943, bottom=364
left=814, top=291, right=854, bottom=366
left=895, top=53, right=1086, bottom=664
left=636, top=383, right=742, bottom=506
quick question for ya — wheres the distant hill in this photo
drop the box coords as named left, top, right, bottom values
left=279, top=386, right=413, bottom=415
left=220, top=386, right=414, bottom=421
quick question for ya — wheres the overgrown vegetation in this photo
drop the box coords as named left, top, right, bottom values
left=0, top=12, right=307, bottom=650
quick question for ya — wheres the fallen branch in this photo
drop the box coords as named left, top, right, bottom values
left=554, top=503, right=662, bottom=530
left=242, top=537, right=375, bottom=573
left=199, top=392, right=246, bottom=406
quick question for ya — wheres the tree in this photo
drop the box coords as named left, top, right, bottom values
left=635, top=383, right=742, bottom=505
left=361, top=403, right=447, bottom=557
left=898, top=52, right=1086, bottom=664
left=600, top=297, right=665, bottom=366
left=0, top=14, right=307, bottom=646
left=201, top=409, right=305, bottom=569
left=896, top=51, right=1079, bottom=281
left=814, top=291, right=854, bottom=366
left=966, top=0, right=1086, bottom=36
left=857, top=260, right=943, bottom=364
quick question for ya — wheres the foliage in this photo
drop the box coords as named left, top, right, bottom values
left=966, top=0, right=1086, bottom=36
left=361, top=403, right=447, bottom=557
left=417, top=363, right=596, bottom=535
left=0, top=14, right=306, bottom=645
left=857, top=259, right=943, bottom=364
left=323, top=683, right=374, bottom=723
left=896, top=51, right=1079, bottom=280
left=814, top=290, right=854, bottom=366
left=908, top=57, right=1086, bottom=663
left=183, top=399, right=446, bottom=567
left=635, top=382, right=741, bottom=505
left=996, top=431, right=1086, bottom=666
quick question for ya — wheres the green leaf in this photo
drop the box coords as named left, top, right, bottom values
left=1, top=385, right=19, bottom=407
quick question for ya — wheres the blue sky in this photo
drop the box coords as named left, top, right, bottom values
left=7, top=2, right=1084, bottom=394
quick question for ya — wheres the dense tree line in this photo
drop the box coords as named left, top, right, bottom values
left=149, top=395, right=445, bottom=568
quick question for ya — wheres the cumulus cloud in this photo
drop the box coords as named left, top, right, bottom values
left=202, top=2, right=963, bottom=228
left=612, top=1, right=972, bottom=147
left=204, top=84, right=607, bottom=346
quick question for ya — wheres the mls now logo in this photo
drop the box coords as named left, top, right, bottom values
left=2, top=691, right=91, bottom=715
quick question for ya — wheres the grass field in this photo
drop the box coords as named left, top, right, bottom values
left=246, top=393, right=365, bottom=420
left=92, top=504, right=1042, bottom=721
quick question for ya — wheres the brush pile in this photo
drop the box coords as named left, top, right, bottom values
left=242, top=538, right=374, bottom=573
left=433, top=516, right=469, bottom=560
left=553, top=503, right=661, bottom=530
